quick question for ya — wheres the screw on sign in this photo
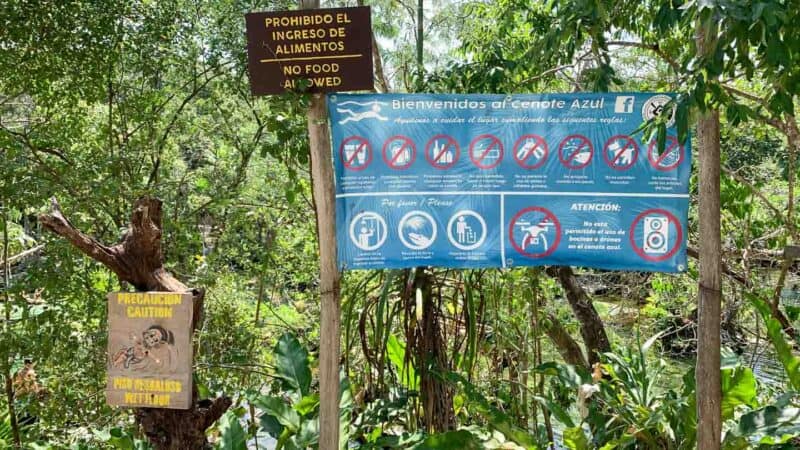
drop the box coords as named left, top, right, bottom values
left=558, top=134, right=593, bottom=169
left=628, top=208, right=683, bottom=263
left=508, top=207, right=561, bottom=258
left=512, top=134, right=549, bottom=170
left=339, top=136, right=372, bottom=171
left=425, top=135, right=460, bottom=169
left=382, top=135, right=416, bottom=170
left=603, top=135, right=639, bottom=170
left=468, top=134, right=504, bottom=169
left=647, top=136, right=684, bottom=171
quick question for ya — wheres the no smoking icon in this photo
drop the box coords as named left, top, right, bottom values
left=469, top=134, right=503, bottom=169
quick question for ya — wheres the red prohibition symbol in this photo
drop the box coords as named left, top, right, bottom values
left=628, top=208, right=683, bottom=262
left=603, top=135, right=639, bottom=170
left=558, top=134, right=593, bottom=169
left=508, top=206, right=561, bottom=258
left=468, top=134, right=504, bottom=169
left=339, top=136, right=372, bottom=171
left=425, top=134, right=460, bottom=169
left=382, top=135, right=417, bottom=170
left=647, top=136, right=684, bottom=171
left=512, top=134, right=549, bottom=170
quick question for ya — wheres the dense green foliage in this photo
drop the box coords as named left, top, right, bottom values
left=2, top=0, right=800, bottom=449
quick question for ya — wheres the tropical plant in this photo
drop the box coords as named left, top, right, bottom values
left=253, top=333, right=353, bottom=450
left=535, top=332, right=797, bottom=450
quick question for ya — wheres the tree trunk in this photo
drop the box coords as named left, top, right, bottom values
left=39, top=198, right=230, bottom=450
left=695, top=13, right=723, bottom=449
left=415, top=268, right=455, bottom=432
left=543, top=313, right=589, bottom=369
left=696, top=110, right=723, bottom=449
left=546, top=267, right=611, bottom=365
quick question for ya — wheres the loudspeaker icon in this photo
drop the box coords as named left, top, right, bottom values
left=643, top=216, right=669, bottom=254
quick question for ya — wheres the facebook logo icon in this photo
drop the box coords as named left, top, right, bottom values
left=615, top=96, right=635, bottom=113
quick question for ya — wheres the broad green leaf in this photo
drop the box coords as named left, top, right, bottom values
left=293, top=394, right=320, bottom=417
left=216, top=411, right=247, bottom=450
left=387, top=334, right=418, bottom=390
left=447, top=372, right=538, bottom=449
left=533, top=395, right=575, bottom=428
left=720, top=347, right=741, bottom=370
left=721, top=366, right=757, bottom=420
left=533, top=362, right=587, bottom=388
left=256, top=396, right=301, bottom=432
left=339, top=375, right=354, bottom=450
left=291, top=417, right=320, bottom=449
left=94, top=428, right=134, bottom=450
left=747, top=294, right=800, bottom=390
left=416, top=430, right=481, bottom=449
left=274, top=333, right=312, bottom=396
left=563, top=426, right=590, bottom=450
left=725, top=405, right=800, bottom=444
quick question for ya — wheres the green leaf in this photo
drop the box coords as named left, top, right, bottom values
left=256, top=396, right=301, bottom=432
left=339, top=375, right=354, bottom=450
left=216, top=411, right=247, bottom=450
left=726, top=405, right=800, bottom=442
left=747, top=294, right=800, bottom=390
left=274, top=333, right=312, bottom=396
left=721, top=347, right=741, bottom=370
left=721, top=366, right=758, bottom=420
left=642, top=330, right=665, bottom=354
left=446, top=372, right=538, bottom=449
left=533, top=395, right=575, bottom=428
left=291, top=417, right=320, bottom=448
left=563, top=426, right=590, bottom=450
left=293, top=394, right=320, bottom=417
left=94, top=428, right=134, bottom=450
left=387, top=334, right=418, bottom=390
left=533, top=361, right=587, bottom=388
left=416, top=430, right=482, bottom=449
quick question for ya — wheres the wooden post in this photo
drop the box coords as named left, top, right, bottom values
left=306, top=92, right=342, bottom=450
left=299, top=2, right=342, bottom=449
left=695, top=17, right=723, bottom=449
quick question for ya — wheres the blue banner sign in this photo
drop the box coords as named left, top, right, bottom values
left=328, top=93, right=690, bottom=272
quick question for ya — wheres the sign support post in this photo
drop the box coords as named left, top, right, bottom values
left=695, top=18, right=722, bottom=450
left=246, top=3, right=373, bottom=446
left=298, top=2, right=341, bottom=450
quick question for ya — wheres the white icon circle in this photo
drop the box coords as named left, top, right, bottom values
left=398, top=211, right=437, bottom=250
left=447, top=210, right=487, bottom=251
left=642, top=94, right=675, bottom=127
left=349, top=211, right=387, bottom=251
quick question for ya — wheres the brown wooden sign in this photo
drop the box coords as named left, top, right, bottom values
left=245, top=6, right=373, bottom=95
left=106, top=292, right=193, bottom=410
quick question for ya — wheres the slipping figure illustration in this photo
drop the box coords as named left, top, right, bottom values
left=112, top=325, right=178, bottom=374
